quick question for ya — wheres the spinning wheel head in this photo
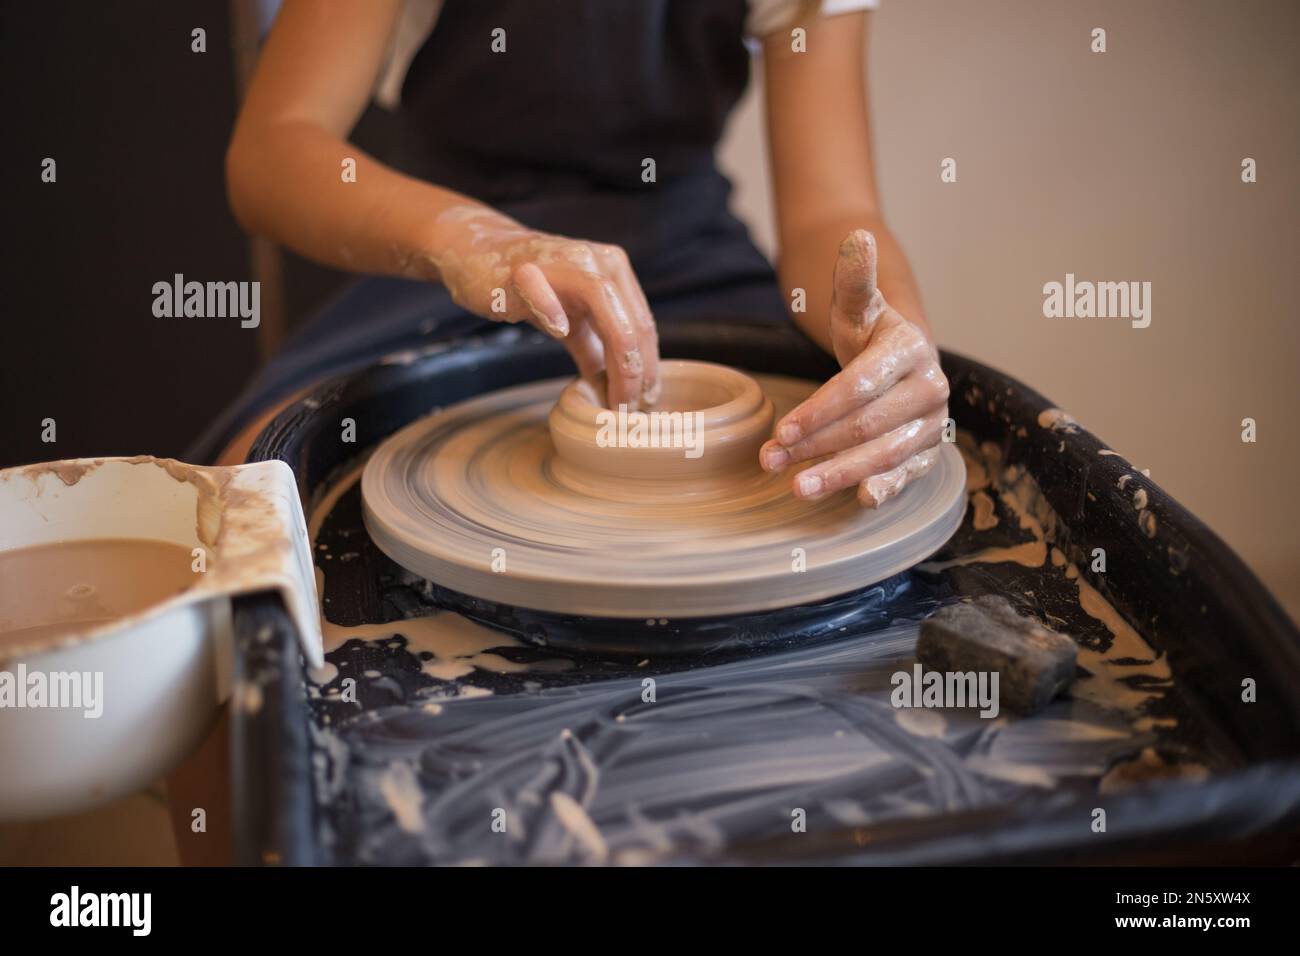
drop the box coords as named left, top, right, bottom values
left=361, top=367, right=966, bottom=619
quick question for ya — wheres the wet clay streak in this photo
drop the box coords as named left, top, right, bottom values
left=921, top=433, right=1173, bottom=723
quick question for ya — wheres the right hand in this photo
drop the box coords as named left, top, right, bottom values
left=759, top=230, right=949, bottom=508
left=431, top=205, right=660, bottom=410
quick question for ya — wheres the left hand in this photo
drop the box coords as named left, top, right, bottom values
left=759, top=230, right=950, bottom=508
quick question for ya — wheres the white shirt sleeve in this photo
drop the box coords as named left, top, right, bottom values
left=375, top=0, right=444, bottom=111
left=746, top=0, right=879, bottom=39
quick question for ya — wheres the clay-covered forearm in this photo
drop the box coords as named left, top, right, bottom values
left=225, top=118, right=485, bottom=282
left=227, top=117, right=661, bottom=410
left=777, top=215, right=930, bottom=354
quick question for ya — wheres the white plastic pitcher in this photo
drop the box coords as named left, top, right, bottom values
left=0, top=456, right=322, bottom=821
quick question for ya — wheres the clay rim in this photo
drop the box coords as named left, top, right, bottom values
left=556, top=360, right=766, bottom=429
left=548, top=360, right=776, bottom=478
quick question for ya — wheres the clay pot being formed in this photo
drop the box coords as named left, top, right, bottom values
left=547, top=360, right=775, bottom=482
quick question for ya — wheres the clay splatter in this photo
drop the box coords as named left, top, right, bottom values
left=313, top=620, right=1142, bottom=865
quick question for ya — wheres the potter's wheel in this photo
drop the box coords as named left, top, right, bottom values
left=362, top=361, right=966, bottom=618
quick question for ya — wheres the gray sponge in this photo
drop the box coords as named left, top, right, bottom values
left=918, top=596, right=1078, bottom=716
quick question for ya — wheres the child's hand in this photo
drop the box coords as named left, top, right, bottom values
left=430, top=205, right=659, bottom=410
left=759, top=230, right=949, bottom=507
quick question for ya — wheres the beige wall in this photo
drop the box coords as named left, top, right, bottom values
left=718, top=0, right=1300, bottom=621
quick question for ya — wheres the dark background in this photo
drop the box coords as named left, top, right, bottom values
left=1, top=1, right=363, bottom=468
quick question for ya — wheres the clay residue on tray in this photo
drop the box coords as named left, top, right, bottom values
left=314, top=612, right=573, bottom=689
left=969, top=490, right=998, bottom=531
left=1099, top=747, right=1209, bottom=794
left=1066, top=563, right=1173, bottom=712
left=923, top=433, right=1173, bottom=725
left=1037, top=408, right=1079, bottom=433
left=308, top=465, right=572, bottom=695
left=377, top=762, right=425, bottom=834
left=314, top=620, right=1142, bottom=865
left=921, top=440, right=1050, bottom=572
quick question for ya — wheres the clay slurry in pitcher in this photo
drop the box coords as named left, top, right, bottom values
left=0, top=538, right=198, bottom=650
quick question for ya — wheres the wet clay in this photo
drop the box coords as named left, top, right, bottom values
left=361, top=361, right=967, bottom=618
left=548, top=361, right=773, bottom=480
left=922, top=433, right=1174, bottom=721
left=0, top=538, right=197, bottom=649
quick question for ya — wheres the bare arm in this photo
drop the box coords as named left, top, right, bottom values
left=226, top=0, right=660, bottom=409
left=760, top=11, right=948, bottom=508
left=227, top=0, right=457, bottom=277
left=762, top=11, right=929, bottom=350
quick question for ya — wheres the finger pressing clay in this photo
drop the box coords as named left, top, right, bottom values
left=918, top=596, right=1078, bottom=716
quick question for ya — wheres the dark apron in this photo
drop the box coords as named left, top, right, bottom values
left=189, top=0, right=790, bottom=462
